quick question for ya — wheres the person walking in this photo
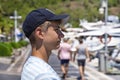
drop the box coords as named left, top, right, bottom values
left=21, top=8, right=69, bottom=80
left=70, top=37, right=79, bottom=60
left=73, top=38, right=90, bottom=80
left=58, top=38, right=72, bottom=79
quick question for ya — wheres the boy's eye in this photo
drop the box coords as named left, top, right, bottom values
left=54, top=28, right=60, bottom=31
left=54, top=28, right=62, bottom=33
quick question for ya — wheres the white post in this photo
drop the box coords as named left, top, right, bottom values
left=104, top=0, right=110, bottom=73
left=99, top=0, right=109, bottom=73
left=10, top=10, right=22, bottom=42
left=103, top=1, right=108, bottom=52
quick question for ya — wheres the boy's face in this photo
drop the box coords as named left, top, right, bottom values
left=42, top=21, right=64, bottom=50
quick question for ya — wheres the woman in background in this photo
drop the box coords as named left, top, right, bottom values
left=58, top=38, right=72, bottom=79
left=73, top=38, right=90, bottom=80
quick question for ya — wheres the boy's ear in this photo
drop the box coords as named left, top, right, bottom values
left=35, top=27, right=44, bottom=39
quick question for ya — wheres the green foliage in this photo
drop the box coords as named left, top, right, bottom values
left=9, top=40, right=29, bottom=49
left=3, top=42, right=13, bottom=52
left=0, top=0, right=119, bottom=31
left=10, top=42, right=21, bottom=49
left=0, top=40, right=28, bottom=57
left=18, top=40, right=29, bottom=46
left=0, top=43, right=12, bottom=56
left=108, top=0, right=119, bottom=7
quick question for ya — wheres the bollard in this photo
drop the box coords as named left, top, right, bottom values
left=11, top=54, right=15, bottom=63
left=98, top=50, right=107, bottom=73
left=19, top=50, right=22, bottom=56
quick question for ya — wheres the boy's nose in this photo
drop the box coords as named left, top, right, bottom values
left=59, top=31, right=64, bottom=38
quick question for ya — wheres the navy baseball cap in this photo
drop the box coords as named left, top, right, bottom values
left=22, top=8, right=69, bottom=38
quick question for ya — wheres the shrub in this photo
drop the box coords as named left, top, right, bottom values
left=18, top=40, right=29, bottom=46
left=0, top=40, right=29, bottom=57
left=3, top=42, right=13, bottom=52
left=10, top=42, right=21, bottom=49
left=0, top=43, right=12, bottom=56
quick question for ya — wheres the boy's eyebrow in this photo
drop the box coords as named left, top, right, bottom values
left=58, top=25, right=60, bottom=28
left=51, top=24, right=60, bottom=28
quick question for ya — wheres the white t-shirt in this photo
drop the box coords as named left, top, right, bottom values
left=21, top=56, right=61, bottom=80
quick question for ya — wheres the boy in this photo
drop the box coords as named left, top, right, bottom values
left=21, top=8, right=69, bottom=80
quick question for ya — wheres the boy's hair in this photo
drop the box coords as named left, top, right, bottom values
left=29, top=21, right=50, bottom=44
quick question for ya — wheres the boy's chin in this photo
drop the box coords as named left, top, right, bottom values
left=54, top=45, right=60, bottom=50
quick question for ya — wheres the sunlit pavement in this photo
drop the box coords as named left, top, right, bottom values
left=50, top=50, right=118, bottom=80
left=0, top=46, right=119, bottom=80
left=49, top=53, right=89, bottom=80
